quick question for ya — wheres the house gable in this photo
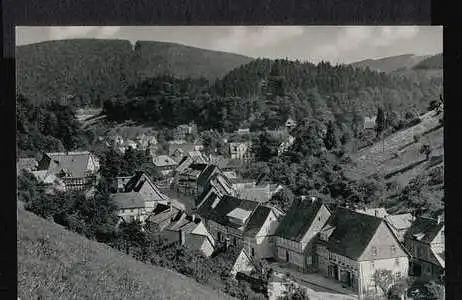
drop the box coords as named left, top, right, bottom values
left=359, top=221, right=408, bottom=261
left=300, top=204, right=331, bottom=249
left=254, top=209, right=279, bottom=238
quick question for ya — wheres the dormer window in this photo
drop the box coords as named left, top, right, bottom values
left=372, top=247, right=377, bottom=256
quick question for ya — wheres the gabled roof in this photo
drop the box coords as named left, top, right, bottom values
left=275, top=199, right=324, bottom=241
left=110, top=192, right=145, bottom=209
left=236, top=185, right=271, bottom=203
left=404, top=216, right=444, bottom=244
left=356, top=207, right=389, bottom=219
left=244, top=206, right=272, bottom=237
left=45, top=152, right=93, bottom=178
left=153, top=155, right=177, bottom=167
left=197, top=165, right=219, bottom=187
left=124, top=171, right=169, bottom=201
left=209, top=155, right=231, bottom=170
left=385, top=213, right=414, bottom=230
left=148, top=203, right=182, bottom=224
left=325, top=207, right=383, bottom=260
left=176, top=156, right=194, bottom=173
left=196, top=195, right=260, bottom=229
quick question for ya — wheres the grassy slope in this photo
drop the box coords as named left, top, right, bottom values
left=345, top=110, right=444, bottom=188
left=18, top=207, right=232, bottom=300
left=16, top=39, right=253, bottom=104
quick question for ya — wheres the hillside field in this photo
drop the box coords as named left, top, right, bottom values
left=18, top=206, right=232, bottom=300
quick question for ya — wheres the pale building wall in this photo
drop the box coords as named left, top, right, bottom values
left=359, top=256, right=409, bottom=297
left=117, top=207, right=148, bottom=223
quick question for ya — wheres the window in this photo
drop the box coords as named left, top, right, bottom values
left=233, top=237, right=237, bottom=246
left=218, top=232, right=222, bottom=242
left=251, top=248, right=255, bottom=257
left=396, top=272, right=402, bottom=280
left=395, top=258, right=400, bottom=266
left=370, top=262, right=375, bottom=269
left=391, top=245, right=396, bottom=255
left=371, top=247, right=377, bottom=256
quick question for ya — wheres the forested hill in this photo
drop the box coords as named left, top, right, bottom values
left=210, top=58, right=442, bottom=127
left=16, top=39, right=253, bottom=105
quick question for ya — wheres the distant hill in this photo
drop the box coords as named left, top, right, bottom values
left=412, top=53, right=443, bottom=70
left=350, top=54, right=431, bottom=73
left=16, top=39, right=253, bottom=105
left=18, top=207, right=232, bottom=299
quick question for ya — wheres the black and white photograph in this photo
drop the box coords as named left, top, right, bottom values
left=16, top=26, right=443, bottom=300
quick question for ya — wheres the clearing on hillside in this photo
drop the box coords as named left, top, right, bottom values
left=18, top=207, right=232, bottom=300
left=345, top=109, right=444, bottom=187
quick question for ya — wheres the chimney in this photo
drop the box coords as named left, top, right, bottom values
left=191, top=214, right=196, bottom=222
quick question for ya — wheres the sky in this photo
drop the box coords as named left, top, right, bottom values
left=16, top=26, right=443, bottom=64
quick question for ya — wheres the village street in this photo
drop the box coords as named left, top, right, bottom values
left=268, top=263, right=358, bottom=299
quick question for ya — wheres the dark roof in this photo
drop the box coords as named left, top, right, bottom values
left=196, top=195, right=259, bottom=229
left=124, top=171, right=147, bottom=192
left=244, top=206, right=272, bottom=237
left=110, top=192, right=145, bottom=209
left=404, top=216, right=444, bottom=244
left=275, top=199, right=324, bottom=241
left=45, top=152, right=93, bottom=178
left=197, top=165, right=219, bottom=187
left=325, top=207, right=383, bottom=260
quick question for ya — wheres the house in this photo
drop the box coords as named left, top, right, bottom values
left=231, top=248, right=255, bottom=277
left=277, top=135, right=295, bottom=156
left=110, top=192, right=149, bottom=224
left=153, top=155, right=178, bottom=176
left=230, top=178, right=257, bottom=191
left=161, top=213, right=216, bottom=257
left=236, top=183, right=272, bottom=203
left=35, top=151, right=100, bottom=192
left=285, top=118, right=297, bottom=130
left=30, top=171, right=66, bottom=194
left=174, top=163, right=208, bottom=195
left=123, top=171, right=170, bottom=212
left=356, top=208, right=414, bottom=242
left=173, top=123, right=197, bottom=140
left=147, top=202, right=183, bottom=232
left=196, top=165, right=221, bottom=195
left=196, top=194, right=284, bottom=260
left=195, top=174, right=236, bottom=209
left=223, top=171, right=238, bottom=179
left=175, top=152, right=209, bottom=174
left=403, top=215, right=444, bottom=281
left=385, top=213, right=414, bottom=242
left=274, top=197, right=332, bottom=272
left=316, top=207, right=410, bottom=298
left=363, top=116, right=377, bottom=130
left=355, top=207, right=389, bottom=219
left=236, top=128, right=251, bottom=135
left=116, top=176, right=133, bottom=192
left=17, top=158, right=38, bottom=174
left=168, top=141, right=203, bottom=162
left=229, top=142, right=252, bottom=160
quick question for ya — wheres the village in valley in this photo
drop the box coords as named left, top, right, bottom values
left=16, top=27, right=444, bottom=300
